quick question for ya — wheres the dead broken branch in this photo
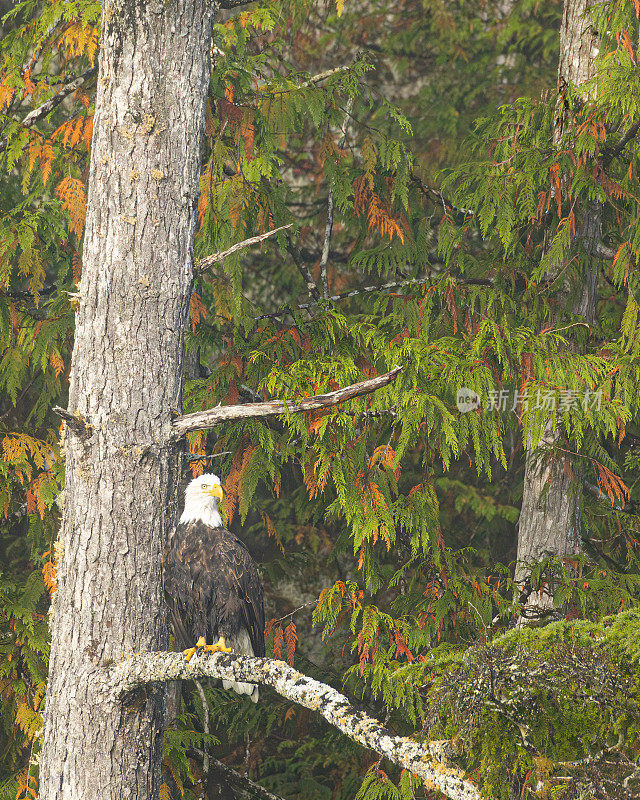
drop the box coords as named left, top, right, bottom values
left=196, top=224, right=292, bottom=274
left=170, top=366, right=402, bottom=436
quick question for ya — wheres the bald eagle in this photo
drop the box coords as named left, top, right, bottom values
left=165, top=473, right=265, bottom=702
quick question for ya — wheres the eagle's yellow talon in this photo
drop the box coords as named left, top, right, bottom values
left=196, top=636, right=207, bottom=648
left=183, top=647, right=196, bottom=662
left=204, top=636, right=232, bottom=654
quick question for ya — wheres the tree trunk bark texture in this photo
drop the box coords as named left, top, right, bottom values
left=515, top=0, right=600, bottom=617
left=39, top=2, right=215, bottom=798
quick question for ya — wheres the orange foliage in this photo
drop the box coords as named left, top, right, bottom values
left=14, top=768, right=38, bottom=800
left=187, top=431, right=206, bottom=478
left=59, top=22, right=99, bottom=65
left=72, top=251, right=83, bottom=283
left=393, top=628, right=414, bottom=662
left=49, top=351, right=64, bottom=377
left=549, top=163, right=562, bottom=218
left=594, top=461, right=630, bottom=507
left=55, top=176, right=86, bottom=238
left=620, top=29, right=637, bottom=63
left=303, top=456, right=329, bottom=499
left=0, top=77, right=15, bottom=111
left=261, top=511, right=285, bottom=554
left=42, top=560, right=58, bottom=600
left=189, top=292, right=207, bottom=333
left=272, top=624, right=284, bottom=660
left=83, top=114, right=94, bottom=149
left=26, top=136, right=55, bottom=185
left=284, top=621, right=297, bottom=665
left=353, top=175, right=405, bottom=242
left=52, top=115, right=92, bottom=152
left=22, top=70, right=36, bottom=97
left=223, top=443, right=256, bottom=524
left=369, top=445, right=396, bottom=470
left=306, top=408, right=330, bottom=435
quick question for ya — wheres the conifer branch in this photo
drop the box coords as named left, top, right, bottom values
left=0, top=67, right=97, bottom=153
left=106, top=650, right=480, bottom=800
left=583, top=481, right=636, bottom=514
left=170, top=367, right=402, bottom=436
left=0, top=376, right=37, bottom=424
left=603, top=118, right=640, bottom=167
left=258, top=65, right=353, bottom=94
left=196, top=224, right=292, bottom=274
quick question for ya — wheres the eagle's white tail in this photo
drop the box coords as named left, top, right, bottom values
left=222, top=628, right=259, bottom=703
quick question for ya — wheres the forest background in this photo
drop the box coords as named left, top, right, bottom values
left=1, top=0, right=640, bottom=799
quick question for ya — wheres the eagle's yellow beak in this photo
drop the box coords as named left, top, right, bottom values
left=207, top=484, right=223, bottom=501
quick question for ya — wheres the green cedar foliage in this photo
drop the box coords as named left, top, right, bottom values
left=1, top=0, right=640, bottom=799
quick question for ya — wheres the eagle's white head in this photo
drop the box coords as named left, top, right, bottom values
left=180, top=473, right=224, bottom=528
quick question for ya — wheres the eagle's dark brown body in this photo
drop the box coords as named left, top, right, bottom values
left=165, top=521, right=265, bottom=689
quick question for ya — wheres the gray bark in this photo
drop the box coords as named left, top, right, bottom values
left=39, top=2, right=216, bottom=799
left=515, top=0, right=600, bottom=618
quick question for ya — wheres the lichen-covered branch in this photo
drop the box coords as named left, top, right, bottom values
left=170, top=366, right=402, bottom=436
left=105, top=651, right=480, bottom=800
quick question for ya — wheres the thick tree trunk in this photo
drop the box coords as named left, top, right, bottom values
left=515, top=0, right=600, bottom=618
left=39, top=2, right=216, bottom=798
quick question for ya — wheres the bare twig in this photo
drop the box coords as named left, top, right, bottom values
left=286, top=238, right=321, bottom=300
left=196, top=224, right=292, bottom=274
left=219, top=0, right=258, bottom=7
left=319, top=190, right=333, bottom=299
left=319, top=95, right=353, bottom=299
left=251, top=272, right=501, bottom=327
left=345, top=405, right=398, bottom=418
left=271, top=601, right=317, bottom=624
left=296, top=65, right=351, bottom=90
left=252, top=275, right=439, bottom=325
left=170, top=366, right=402, bottom=436
left=410, top=173, right=474, bottom=218
left=194, top=754, right=285, bottom=800
left=105, top=650, right=480, bottom=800
left=183, top=451, right=233, bottom=461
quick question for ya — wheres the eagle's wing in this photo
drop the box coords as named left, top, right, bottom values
left=218, top=530, right=265, bottom=657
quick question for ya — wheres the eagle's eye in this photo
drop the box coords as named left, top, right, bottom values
left=201, top=483, right=208, bottom=489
